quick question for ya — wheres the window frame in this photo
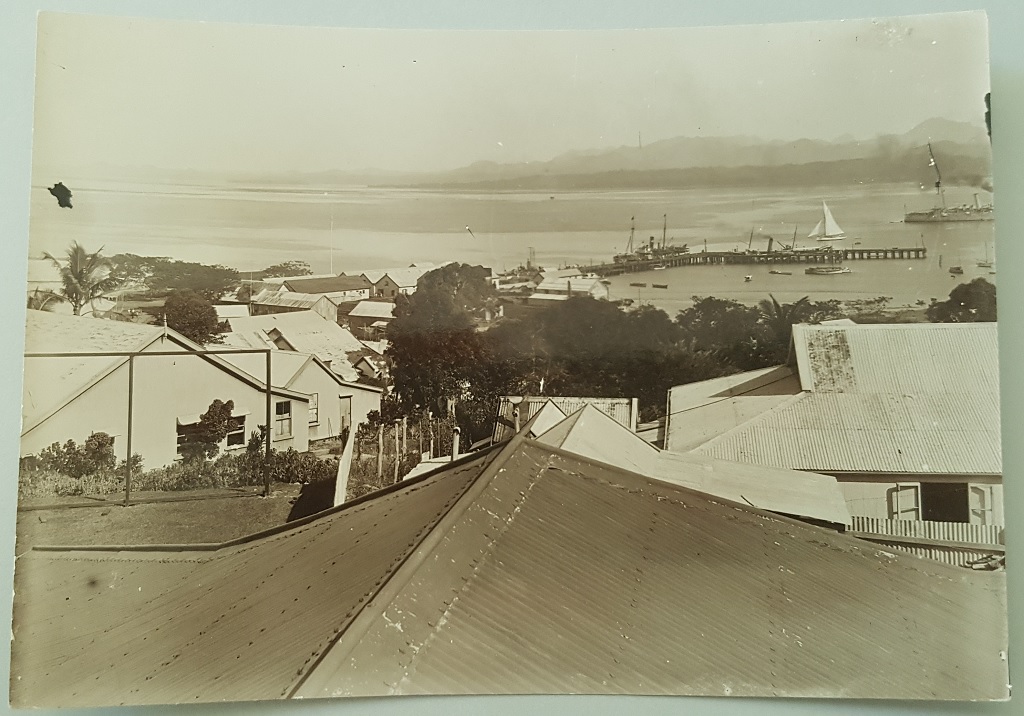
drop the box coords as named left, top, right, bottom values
left=226, top=415, right=247, bottom=448
left=308, top=392, right=319, bottom=426
left=274, top=400, right=293, bottom=438
left=887, top=483, right=921, bottom=520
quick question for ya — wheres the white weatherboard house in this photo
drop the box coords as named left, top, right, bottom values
left=21, top=311, right=311, bottom=468
left=665, top=322, right=1003, bottom=565
left=221, top=350, right=381, bottom=444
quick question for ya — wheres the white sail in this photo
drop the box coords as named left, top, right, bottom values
left=809, top=201, right=846, bottom=241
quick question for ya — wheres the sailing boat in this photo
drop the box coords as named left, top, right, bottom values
left=977, top=241, right=994, bottom=268
left=808, top=201, right=847, bottom=242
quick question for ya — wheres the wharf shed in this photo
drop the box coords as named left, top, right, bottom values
left=10, top=430, right=1008, bottom=707
left=281, top=275, right=371, bottom=302
left=20, top=311, right=310, bottom=467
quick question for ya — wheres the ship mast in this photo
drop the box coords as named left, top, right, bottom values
left=662, top=214, right=667, bottom=249
left=626, top=216, right=635, bottom=254
left=927, top=142, right=947, bottom=211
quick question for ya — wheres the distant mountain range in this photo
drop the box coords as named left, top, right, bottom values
left=44, top=117, right=991, bottom=192
left=390, top=117, right=992, bottom=191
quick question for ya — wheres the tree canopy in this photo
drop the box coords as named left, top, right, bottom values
left=164, top=290, right=224, bottom=344
left=109, top=254, right=239, bottom=301
left=927, top=278, right=997, bottom=323
left=386, top=264, right=499, bottom=420
left=259, top=261, right=313, bottom=278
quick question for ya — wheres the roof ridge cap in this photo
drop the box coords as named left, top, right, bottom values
left=286, top=429, right=533, bottom=697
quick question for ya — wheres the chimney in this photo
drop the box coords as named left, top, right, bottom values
left=451, top=427, right=461, bottom=461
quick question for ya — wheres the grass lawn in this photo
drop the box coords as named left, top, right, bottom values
left=15, top=482, right=304, bottom=554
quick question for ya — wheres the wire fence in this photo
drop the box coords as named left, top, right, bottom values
left=346, top=413, right=461, bottom=500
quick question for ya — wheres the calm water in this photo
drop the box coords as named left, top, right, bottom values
left=28, top=179, right=995, bottom=311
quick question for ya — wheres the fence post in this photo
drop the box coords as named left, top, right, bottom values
left=428, top=411, right=434, bottom=458
left=376, top=424, right=384, bottom=479
left=393, top=420, right=401, bottom=483
left=401, top=417, right=407, bottom=455
left=451, top=427, right=461, bottom=461
left=264, top=350, right=272, bottom=497
left=124, top=354, right=134, bottom=507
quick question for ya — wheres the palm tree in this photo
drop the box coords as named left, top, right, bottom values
left=26, top=288, right=64, bottom=312
left=42, top=242, right=120, bottom=316
left=758, top=294, right=812, bottom=350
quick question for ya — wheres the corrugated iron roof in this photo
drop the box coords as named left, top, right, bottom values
left=11, top=437, right=1008, bottom=706
left=696, top=391, right=1002, bottom=475
left=535, top=404, right=849, bottom=525
left=22, top=311, right=201, bottom=432
left=534, top=277, right=604, bottom=293
left=665, top=366, right=800, bottom=452
left=348, top=301, right=396, bottom=319
left=10, top=448, right=504, bottom=708
left=299, top=441, right=1007, bottom=700
left=492, top=395, right=636, bottom=442
left=226, top=311, right=364, bottom=382
left=792, top=322, right=1000, bottom=395
left=283, top=275, right=371, bottom=294
left=253, top=290, right=333, bottom=310
left=213, top=304, right=250, bottom=319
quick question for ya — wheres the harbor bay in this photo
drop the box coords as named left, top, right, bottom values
left=29, top=178, right=994, bottom=313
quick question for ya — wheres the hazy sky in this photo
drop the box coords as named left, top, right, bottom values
left=32, top=11, right=990, bottom=176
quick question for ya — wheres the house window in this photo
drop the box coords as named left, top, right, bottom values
left=920, top=483, right=970, bottom=523
left=970, top=485, right=994, bottom=525
left=176, top=421, right=196, bottom=455
left=226, top=416, right=246, bottom=447
left=308, top=393, right=319, bottom=425
left=275, top=401, right=292, bottom=438
left=887, top=483, right=921, bottom=520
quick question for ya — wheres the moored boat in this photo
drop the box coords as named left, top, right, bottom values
left=805, top=265, right=851, bottom=276
left=904, top=143, right=993, bottom=223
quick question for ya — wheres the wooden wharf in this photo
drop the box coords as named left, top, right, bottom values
left=584, top=247, right=927, bottom=277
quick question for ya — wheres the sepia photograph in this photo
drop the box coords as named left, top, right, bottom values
left=8, top=9, right=1009, bottom=709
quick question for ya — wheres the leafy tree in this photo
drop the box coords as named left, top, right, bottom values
left=164, top=290, right=225, bottom=344
left=178, top=399, right=235, bottom=464
left=43, top=242, right=120, bottom=316
left=260, top=261, right=313, bottom=278
left=387, top=263, right=499, bottom=405
left=109, top=254, right=239, bottom=301
left=37, top=432, right=117, bottom=478
left=108, top=253, right=160, bottom=289
left=147, top=260, right=239, bottom=301
left=676, top=296, right=774, bottom=370
left=927, top=278, right=997, bottom=323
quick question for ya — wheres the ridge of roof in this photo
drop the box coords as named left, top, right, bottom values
left=688, top=391, right=810, bottom=455
left=286, top=423, right=539, bottom=697
left=296, top=435, right=1002, bottom=699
